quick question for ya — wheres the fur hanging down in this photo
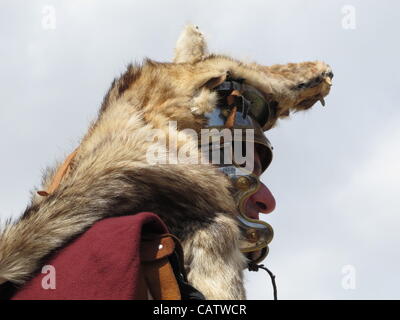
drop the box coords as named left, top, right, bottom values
left=0, top=24, right=333, bottom=299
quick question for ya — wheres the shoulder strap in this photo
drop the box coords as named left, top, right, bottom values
left=141, top=234, right=181, bottom=300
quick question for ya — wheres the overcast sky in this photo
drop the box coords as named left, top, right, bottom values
left=1, top=0, right=399, bottom=299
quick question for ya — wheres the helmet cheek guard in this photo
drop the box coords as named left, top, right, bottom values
left=222, top=166, right=274, bottom=263
left=202, top=79, right=275, bottom=263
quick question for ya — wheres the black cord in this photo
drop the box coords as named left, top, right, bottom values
left=248, top=262, right=278, bottom=300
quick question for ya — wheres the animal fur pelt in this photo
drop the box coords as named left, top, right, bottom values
left=0, top=24, right=333, bottom=299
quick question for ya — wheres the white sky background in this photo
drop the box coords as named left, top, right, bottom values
left=1, top=0, right=399, bottom=299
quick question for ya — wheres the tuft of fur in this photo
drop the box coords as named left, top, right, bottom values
left=182, top=214, right=247, bottom=299
left=174, top=24, right=208, bottom=63
left=0, top=24, right=333, bottom=299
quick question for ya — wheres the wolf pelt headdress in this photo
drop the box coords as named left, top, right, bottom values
left=0, top=25, right=332, bottom=299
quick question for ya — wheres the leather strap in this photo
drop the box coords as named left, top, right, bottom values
left=37, top=149, right=78, bottom=196
left=225, top=89, right=242, bottom=128
left=142, top=257, right=181, bottom=300
left=141, top=234, right=181, bottom=300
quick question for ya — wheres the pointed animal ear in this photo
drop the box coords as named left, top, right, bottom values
left=173, top=24, right=208, bottom=63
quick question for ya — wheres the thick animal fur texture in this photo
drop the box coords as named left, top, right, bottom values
left=0, top=25, right=333, bottom=299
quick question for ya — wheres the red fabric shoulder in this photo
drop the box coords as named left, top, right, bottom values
left=10, top=212, right=167, bottom=300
